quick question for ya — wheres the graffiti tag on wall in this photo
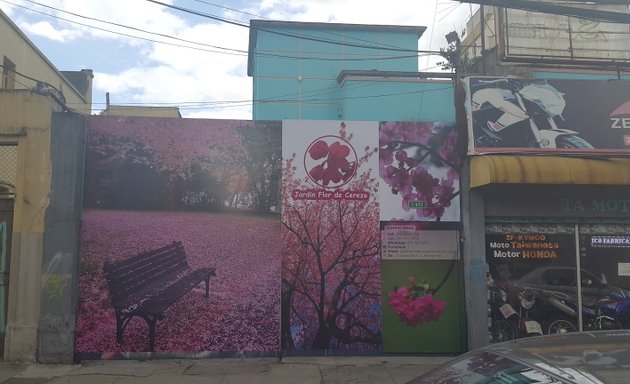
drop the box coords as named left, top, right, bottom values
left=42, top=252, right=72, bottom=299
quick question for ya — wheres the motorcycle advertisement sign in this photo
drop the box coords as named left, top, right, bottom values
left=464, top=77, right=630, bottom=154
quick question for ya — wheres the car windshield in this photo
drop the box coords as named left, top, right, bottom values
left=407, top=351, right=564, bottom=384
left=407, top=332, right=630, bottom=384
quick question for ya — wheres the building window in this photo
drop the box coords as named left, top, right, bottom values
left=0, top=145, right=17, bottom=198
left=2, top=57, right=16, bottom=89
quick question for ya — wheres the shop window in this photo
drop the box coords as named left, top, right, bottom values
left=541, top=268, right=576, bottom=287
left=486, top=223, right=630, bottom=342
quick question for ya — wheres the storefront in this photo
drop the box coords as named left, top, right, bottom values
left=463, top=157, right=630, bottom=345
left=460, top=76, right=630, bottom=349
left=486, top=182, right=630, bottom=334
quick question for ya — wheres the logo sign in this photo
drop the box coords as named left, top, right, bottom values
left=304, top=135, right=358, bottom=189
left=611, top=100, right=630, bottom=130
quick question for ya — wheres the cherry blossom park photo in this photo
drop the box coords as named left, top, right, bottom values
left=76, top=116, right=282, bottom=356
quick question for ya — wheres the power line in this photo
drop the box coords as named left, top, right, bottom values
left=457, top=0, right=630, bottom=24
left=2, top=0, right=248, bottom=56
left=146, top=0, right=444, bottom=55
left=191, top=0, right=421, bottom=52
left=6, top=0, right=431, bottom=62
left=196, top=0, right=410, bottom=55
left=72, top=83, right=456, bottom=111
left=17, top=0, right=248, bottom=54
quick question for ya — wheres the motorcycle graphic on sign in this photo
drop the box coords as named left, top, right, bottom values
left=468, top=77, right=594, bottom=151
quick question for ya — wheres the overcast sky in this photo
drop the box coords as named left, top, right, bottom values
left=2, top=0, right=478, bottom=119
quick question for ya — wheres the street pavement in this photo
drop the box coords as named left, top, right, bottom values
left=0, top=355, right=455, bottom=384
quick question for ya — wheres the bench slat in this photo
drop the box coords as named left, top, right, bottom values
left=104, top=242, right=189, bottom=304
left=105, top=242, right=187, bottom=278
left=136, top=268, right=216, bottom=315
left=107, top=259, right=188, bottom=303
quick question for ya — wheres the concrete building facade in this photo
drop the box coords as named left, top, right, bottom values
left=1, top=9, right=90, bottom=362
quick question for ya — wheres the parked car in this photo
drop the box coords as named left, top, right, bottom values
left=511, top=266, right=630, bottom=301
left=405, top=330, right=630, bottom=384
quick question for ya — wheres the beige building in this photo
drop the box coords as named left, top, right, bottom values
left=101, top=104, right=182, bottom=118
left=1, top=10, right=93, bottom=114
left=100, top=93, right=181, bottom=118
left=1, top=9, right=92, bottom=361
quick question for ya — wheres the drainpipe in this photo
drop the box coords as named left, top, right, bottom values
left=0, top=219, right=7, bottom=332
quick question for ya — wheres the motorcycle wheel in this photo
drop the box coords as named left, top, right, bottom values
left=619, top=307, right=630, bottom=329
left=545, top=316, right=578, bottom=334
left=555, top=135, right=593, bottom=149
left=491, top=319, right=516, bottom=342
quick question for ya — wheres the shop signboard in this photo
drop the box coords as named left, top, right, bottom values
left=464, top=77, right=630, bottom=155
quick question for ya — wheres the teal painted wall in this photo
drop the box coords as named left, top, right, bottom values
left=251, top=24, right=455, bottom=122
left=341, top=80, right=455, bottom=122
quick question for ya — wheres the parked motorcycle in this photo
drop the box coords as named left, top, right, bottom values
left=470, top=78, right=594, bottom=150
left=489, top=283, right=543, bottom=342
left=534, top=288, right=630, bottom=334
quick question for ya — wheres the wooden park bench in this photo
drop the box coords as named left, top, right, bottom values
left=103, top=241, right=216, bottom=351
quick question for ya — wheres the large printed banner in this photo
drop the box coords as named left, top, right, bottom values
left=77, top=117, right=463, bottom=357
left=381, top=223, right=465, bottom=353
left=281, top=120, right=382, bottom=350
left=379, top=122, right=460, bottom=222
left=76, top=116, right=282, bottom=357
left=464, top=77, right=630, bottom=154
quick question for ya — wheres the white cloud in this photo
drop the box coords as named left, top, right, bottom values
left=19, top=20, right=82, bottom=42
left=8, top=0, right=475, bottom=119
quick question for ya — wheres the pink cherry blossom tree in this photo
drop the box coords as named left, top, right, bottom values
left=85, top=117, right=279, bottom=212
left=281, top=125, right=381, bottom=350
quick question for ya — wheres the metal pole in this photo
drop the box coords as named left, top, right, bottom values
left=575, top=224, right=583, bottom=331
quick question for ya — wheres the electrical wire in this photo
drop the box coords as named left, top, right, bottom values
left=145, top=0, right=444, bottom=55
left=5, top=0, right=432, bottom=62
left=190, top=0, right=422, bottom=53
left=0, top=63, right=60, bottom=92
left=4, top=1, right=461, bottom=114
left=2, top=0, right=249, bottom=56
left=457, top=0, right=630, bottom=24
left=17, top=0, right=248, bottom=53
left=68, top=83, right=456, bottom=111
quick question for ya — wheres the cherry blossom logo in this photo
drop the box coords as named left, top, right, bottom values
left=387, top=276, right=446, bottom=327
left=304, top=135, right=358, bottom=188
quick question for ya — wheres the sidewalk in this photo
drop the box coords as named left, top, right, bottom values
left=0, top=356, right=455, bottom=384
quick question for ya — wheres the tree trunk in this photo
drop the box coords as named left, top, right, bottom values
left=311, top=324, right=332, bottom=349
